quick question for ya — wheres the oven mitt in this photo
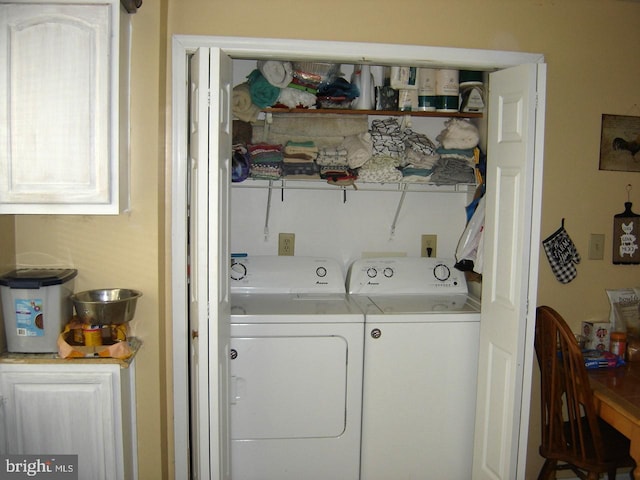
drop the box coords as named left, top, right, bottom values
left=542, top=224, right=581, bottom=284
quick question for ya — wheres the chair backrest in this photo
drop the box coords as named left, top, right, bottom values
left=535, top=306, right=606, bottom=465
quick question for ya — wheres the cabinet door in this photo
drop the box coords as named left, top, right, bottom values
left=0, top=368, right=120, bottom=480
left=0, top=2, right=121, bottom=214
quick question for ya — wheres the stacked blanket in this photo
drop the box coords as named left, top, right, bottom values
left=369, top=118, right=406, bottom=158
left=429, top=147, right=478, bottom=185
left=315, top=146, right=356, bottom=185
left=357, top=155, right=403, bottom=183
left=355, top=118, right=403, bottom=185
left=400, top=128, right=440, bottom=182
left=428, top=119, right=480, bottom=185
left=282, top=141, right=319, bottom=179
left=248, top=143, right=283, bottom=180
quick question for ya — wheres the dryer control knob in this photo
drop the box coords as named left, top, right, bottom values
left=367, top=267, right=377, bottom=278
left=370, top=328, right=382, bottom=339
left=383, top=267, right=394, bottom=278
left=230, top=261, right=247, bottom=281
left=230, top=349, right=238, bottom=360
left=316, top=266, right=327, bottom=277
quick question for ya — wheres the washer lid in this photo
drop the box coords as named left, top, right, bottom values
left=230, top=293, right=365, bottom=323
left=366, top=293, right=481, bottom=316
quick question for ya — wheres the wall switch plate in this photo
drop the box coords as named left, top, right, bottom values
left=421, top=234, right=437, bottom=258
left=588, top=233, right=605, bottom=260
left=278, top=233, right=295, bottom=256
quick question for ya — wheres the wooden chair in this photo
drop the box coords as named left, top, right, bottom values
left=534, top=305, right=636, bottom=480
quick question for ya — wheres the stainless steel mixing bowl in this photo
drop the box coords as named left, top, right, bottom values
left=70, top=288, right=142, bottom=325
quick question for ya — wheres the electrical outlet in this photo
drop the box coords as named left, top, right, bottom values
left=278, top=233, right=295, bottom=256
left=589, top=233, right=605, bottom=260
left=421, top=234, right=437, bottom=258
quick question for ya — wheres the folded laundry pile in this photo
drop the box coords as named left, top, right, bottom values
left=317, top=77, right=360, bottom=109
left=315, top=146, right=357, bottom=185
left=282, top=141, right=320, bottom=179
left=369, top=118, right=406, bottom=158
left=248, top=143, right=283, bottom=180
left=357, top=155, right=403, bottom=183
left=428, top=118, right=480, bottom=185
left=400, top=128, right=440, bottom=182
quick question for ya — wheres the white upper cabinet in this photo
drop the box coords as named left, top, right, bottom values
left=0, top=0, right=130, bottom=214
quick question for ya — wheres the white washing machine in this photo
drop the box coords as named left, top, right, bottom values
left=229, top=255, right=364, bottom=480
left=347, top=256, right=481, bottom=480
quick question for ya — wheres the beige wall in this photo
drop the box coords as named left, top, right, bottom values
left=6, top=0, right=639, bottom=478
left=12, top=2, right=166, bottom=479
left=0, top=216, right=16, bottom=350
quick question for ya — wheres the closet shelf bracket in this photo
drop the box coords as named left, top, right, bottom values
left=264, top=180, right=273, bottom=240
left=390, top=184, right=409, bottom=238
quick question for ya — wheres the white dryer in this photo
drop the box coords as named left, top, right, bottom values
left=347, top=256, right=481, bottom=480
left=229, top=255, right=364, bottom=480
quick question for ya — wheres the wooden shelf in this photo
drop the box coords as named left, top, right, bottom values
left=263, top=108, right=482, bottom=118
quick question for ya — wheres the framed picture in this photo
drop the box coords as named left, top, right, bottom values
left=599, top=114, right=640, bottom=172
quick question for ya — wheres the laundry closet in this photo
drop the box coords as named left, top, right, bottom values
left=170, top=36, right=546, bottom=480
left=229, top=61, right=478, bottom=264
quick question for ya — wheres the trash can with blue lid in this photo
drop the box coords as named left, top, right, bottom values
left=0, top=268, right=78, bottom=353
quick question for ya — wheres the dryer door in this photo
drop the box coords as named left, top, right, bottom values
left=230, top=334, right=348, bottom=439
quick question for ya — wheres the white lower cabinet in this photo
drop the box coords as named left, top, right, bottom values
left=0, top=362, right=137, bottom=480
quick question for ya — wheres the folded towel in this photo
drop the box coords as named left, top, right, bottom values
left=316, top=147, right=348, bottom=166
left=250, top=163, right=282, bottom=180
left=275, top=87, right=317, bottom=109
left=247, top=69, right=281, bottom=108
left=404, top=148, right=439, bottom=169
left=402, top=128, right=438, bottom=156
left=232, top=83, right=261, bottom=123
left=436, top=118, right=480, bottom=150
left=356, top=156, right=402, bottom=183
left=429, top=157, right=476, bottom=185
left=257, top=60, right=293, bottom=88
left=370, top=131, right=405, bottom=158
left=248, top=143, right=283, bottom=155
left=284, top=140, right=318, bottom=156
left=341, top=132, right=373, bottom=169
left=371, top=117, right=402, bottom=135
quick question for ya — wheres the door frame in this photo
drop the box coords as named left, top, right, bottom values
left=170, top=34, right=545, bottom=480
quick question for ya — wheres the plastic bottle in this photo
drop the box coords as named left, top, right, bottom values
left=610, top=331, right=627, bottom=359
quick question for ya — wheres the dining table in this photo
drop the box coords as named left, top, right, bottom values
left=589, top=363, right=640, bottom=480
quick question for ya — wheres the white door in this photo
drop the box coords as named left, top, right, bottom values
left=472, top=63, right=546, bottom=480
left=188, top=47, right=233, bottom=480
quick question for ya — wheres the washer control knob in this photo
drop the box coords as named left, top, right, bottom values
left=383, top=267, right=394, bottom=278
left=230, top=261, right=247, bottom=281
left=433, top=263, right=451, bottom=282
left=370, top=328, right=382, bottom=339
left=230, top=349, right=238, bottom=360
left=367, top=267, right=377, bottom=278
left=316, top=266, right=327, bottom=277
